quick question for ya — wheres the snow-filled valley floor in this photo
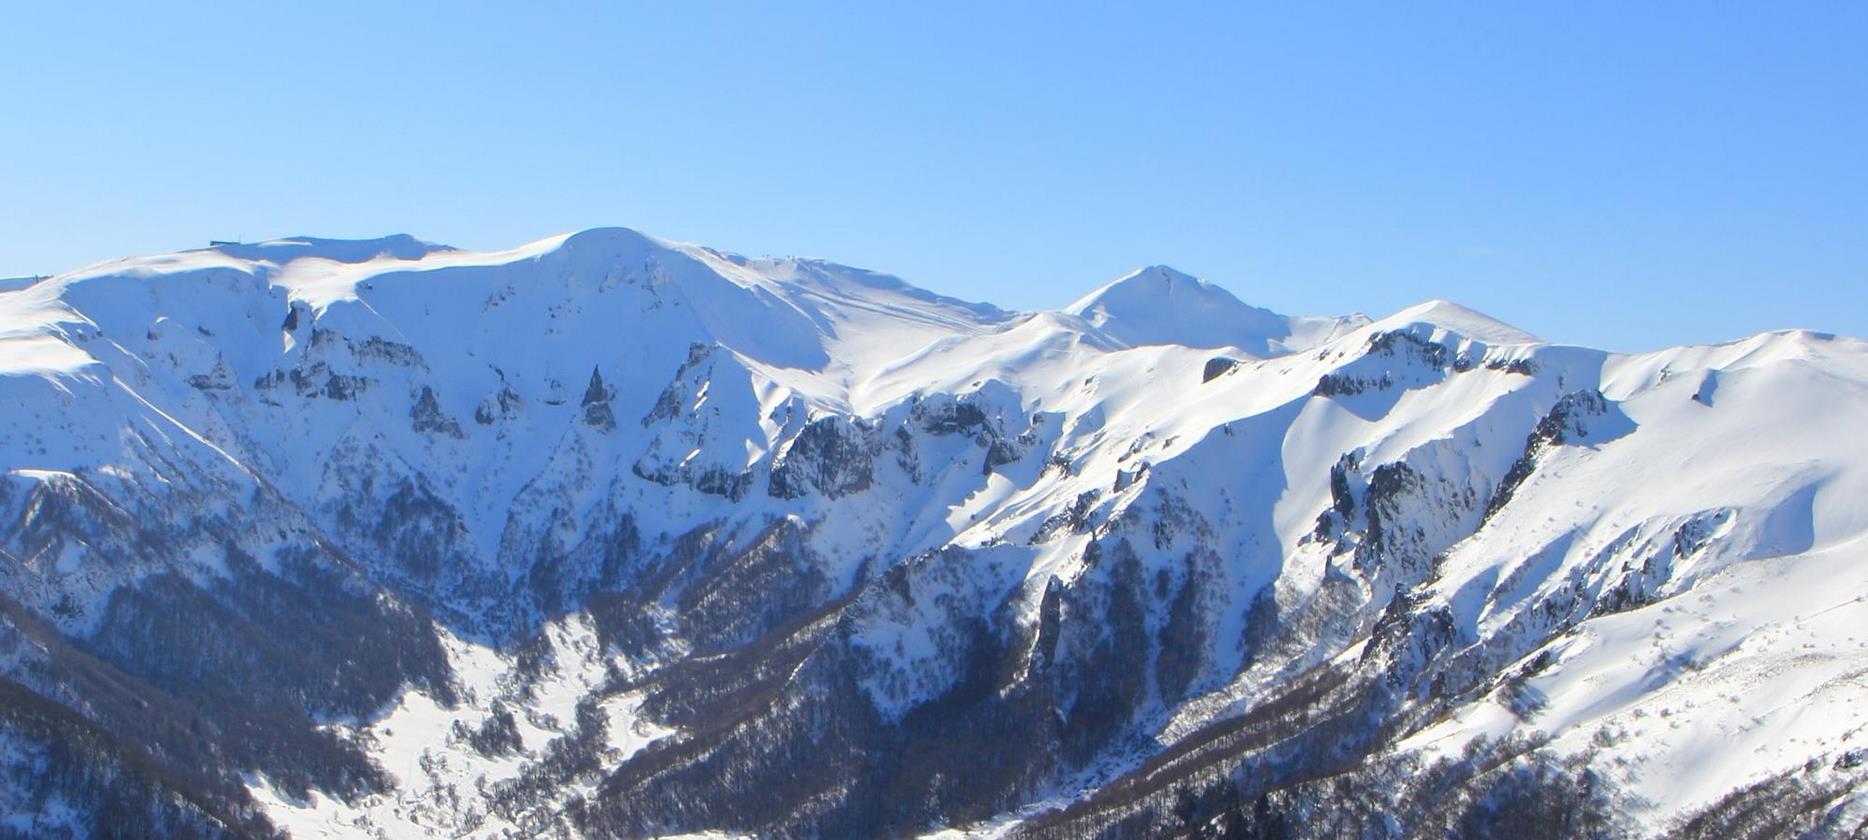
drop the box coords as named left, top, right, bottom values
left=0, top=228, right=1864, bottom=838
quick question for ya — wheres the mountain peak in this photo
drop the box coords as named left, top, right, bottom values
left=1063, top=265, right=1354, bottom=355
left=1073, top=264, right=1209, bottom=302
left=5, top=226, right=1866, bottom=838
left=1376, top=298, right=1541, bottom=345
left=1124, top=263, right=1202, bottom=285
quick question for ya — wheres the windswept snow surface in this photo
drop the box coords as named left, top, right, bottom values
left=1, top=228, right=1865, bottom=837
left=1064, top=264, right=1368, bottom=354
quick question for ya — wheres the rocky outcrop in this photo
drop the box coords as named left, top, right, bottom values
left=581, top=367, right=616, bottom=432
left=2, top=230, right=1859, bottom=838
left=409, top=386, right=464, bottom=438
left=769, top=416, right=876, bottom=500
left=1485, top=389, right=1626, bottom=520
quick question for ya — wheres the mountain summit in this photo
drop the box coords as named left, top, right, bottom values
left=2, top=229, right=1865, bottom=838
left=1064, top=264, right=1369, bottom=354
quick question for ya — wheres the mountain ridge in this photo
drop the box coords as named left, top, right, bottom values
left=2, top=227, right=1865, bottom=838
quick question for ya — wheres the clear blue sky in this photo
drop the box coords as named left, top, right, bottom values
left=3, top=3, right=1863, bottom=351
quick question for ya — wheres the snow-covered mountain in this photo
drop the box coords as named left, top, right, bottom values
left=2, top=228, right=1865, bottom=838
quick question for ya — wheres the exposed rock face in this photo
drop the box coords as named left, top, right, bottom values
left=768, top=416, right=875, bottom=499
left=0, top=230, right=1864, bottom=837
left=581, top=367, right=616, bottom=432
left=1486, top=388, right=1629, bottom=520
left=633, top=344, right=762, bottom=500
left=1202, top=355, right=1241, bottom=382
left=411, top=385, right=466, bottom=438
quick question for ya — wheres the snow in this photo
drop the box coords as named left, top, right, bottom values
left=1064, top=264, right=1365, bottom=355
left=1365, top=329, right=1868, bottom=828
left=0, top=334, right=97, bottom=379
left=247, top=619, right=673, bottom=837
left=1375, top=299, right=1541, bottom=346
left=4, top=226, right=1866, bottom=836
left=1402, top=537, right=1868, bottom=826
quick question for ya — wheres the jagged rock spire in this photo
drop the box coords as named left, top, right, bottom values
left=582, top=366, right=616, bottom=432
left=411, top=385, right=464, bottom=438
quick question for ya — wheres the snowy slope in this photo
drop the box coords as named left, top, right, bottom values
left=0, top=228, right=1864, bottom=838
left=1064, top=264, right=1368, bottom=355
